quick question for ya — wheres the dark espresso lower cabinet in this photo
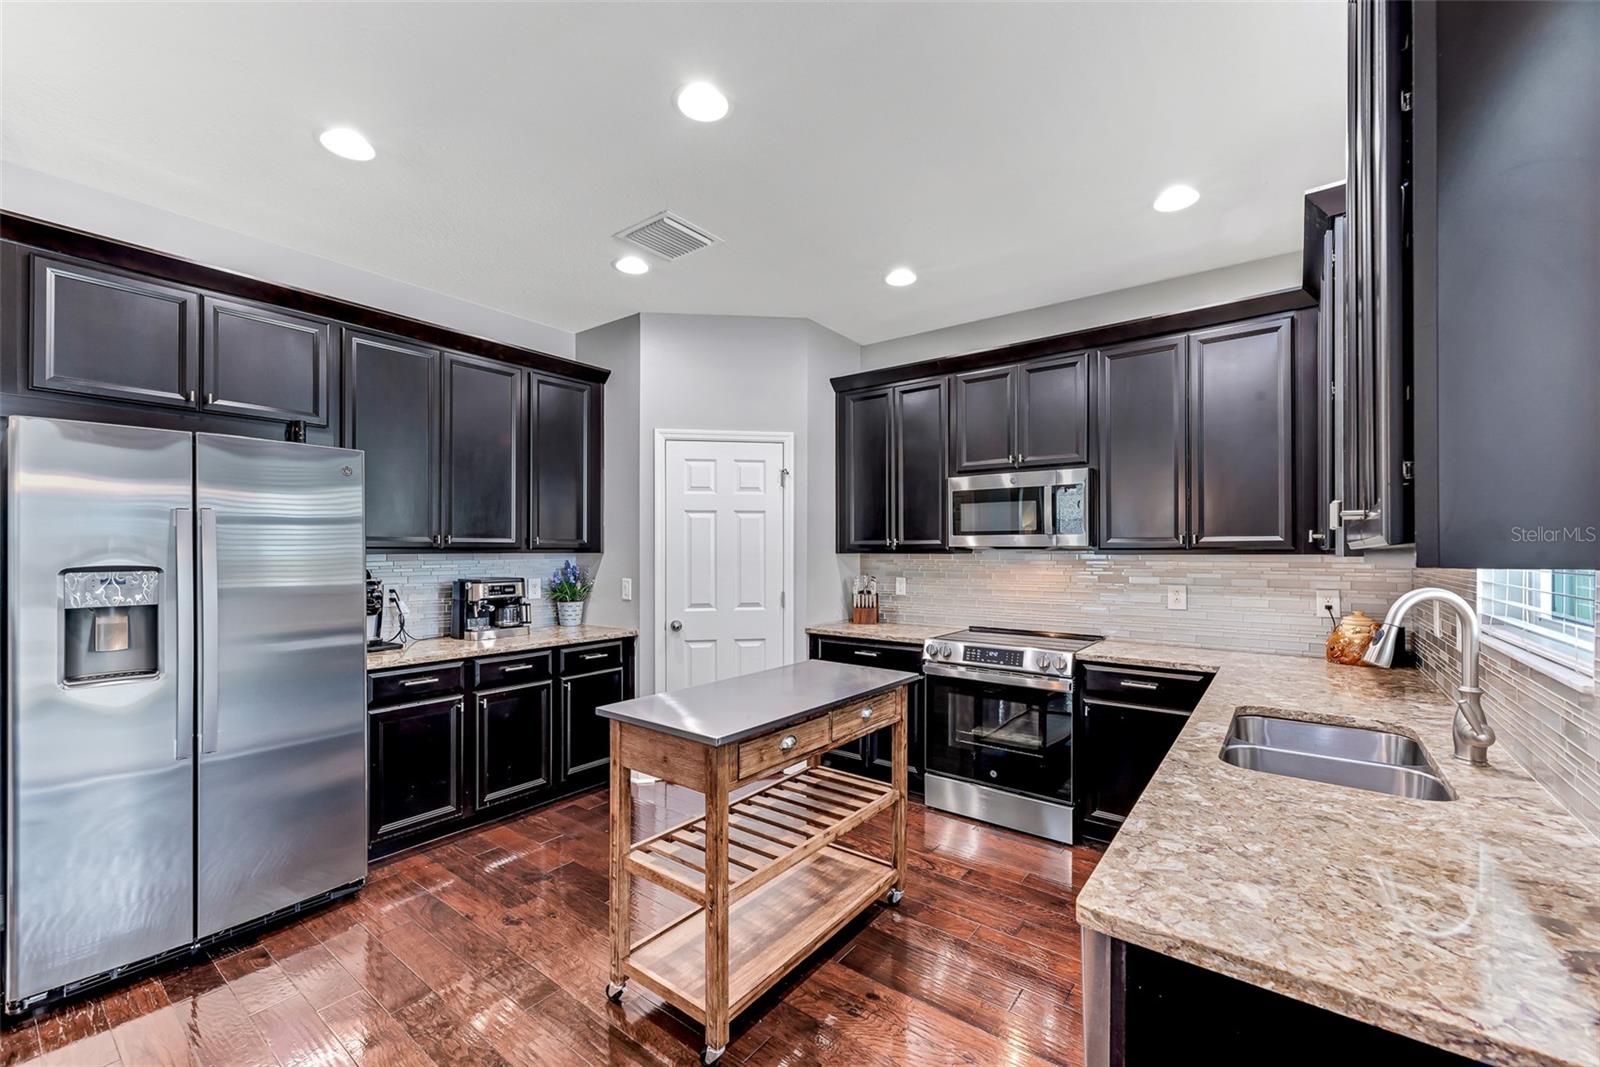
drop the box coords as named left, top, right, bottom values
left=474, top=680, right=553, bottom=809
left=810, top=635, right=925, bottom=792
left=560, top=665, right=623, bottom=787
left=369, top=696, right=466, bottom=842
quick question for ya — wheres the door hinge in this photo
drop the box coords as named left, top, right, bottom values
left=779, top=467, right=790, bottom=487
left=1401, top=460, right=1414, bottom=482
left=780, top=590, right=786, bottom=608
left=1400, top=90, right=1412, bottom=113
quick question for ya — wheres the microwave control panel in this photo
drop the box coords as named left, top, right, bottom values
left=963, top=646, right=1023, bottom=668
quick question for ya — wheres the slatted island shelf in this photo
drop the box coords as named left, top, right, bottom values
left=597, top=660, right=918, bottom=1065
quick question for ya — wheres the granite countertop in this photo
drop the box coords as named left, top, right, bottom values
left=805, top=621, right=960, bottom=646
left=1074, top=640, right=1600, bottom=1067
left=366, top=625, right=638, bottom=670
left=597, top=659, right=918, bottom=747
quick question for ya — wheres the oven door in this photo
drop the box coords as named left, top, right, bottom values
left=924, top=665, right=1073, bottom=803
left=948, top=468, right=1092, bottom=549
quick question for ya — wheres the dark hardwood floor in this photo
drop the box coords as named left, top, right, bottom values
left=0, top=780, right=1102, bottom=1066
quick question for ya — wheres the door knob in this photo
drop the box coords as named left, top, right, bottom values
left=669, top=620, right=683, bottom=631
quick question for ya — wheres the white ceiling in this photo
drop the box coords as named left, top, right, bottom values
left=0, top=2, right=1346, bottom=345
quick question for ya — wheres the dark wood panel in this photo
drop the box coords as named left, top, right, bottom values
left=838, top=389, right=892, bottom=551
left=369, top=697, right=467, bottom=842
left=344, top=330, right=441, bottom=549
left=202, top=296, right=331, bottom=425
left=892, top=376, right=948, bottom=549
left=560, top=667, right=622, bottom=786
left=442, top=352, right=525, bottom=549
left=1187, top=316, right=1295, bottom=551
left=475, top=681, right=553, bottom=809
left=951, top=366, right=1015, bottom=472
left=1097, top=335, right=1188, bottom=550
left=29, top=253, right=199, bottom=409
left=1016, top=352, right=1090, bottom=467
left=529, top=374, right=593, bottom=549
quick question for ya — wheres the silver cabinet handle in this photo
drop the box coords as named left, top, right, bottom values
left=859, top=707, right=873, bottom=721
left=501, top=663, right=534, bottom=673
left=1120, top=679, right=1160, bottom=691
left=198, top=507, right=220, bottom=755
left=444, top=534, right=452, bottom=546
left=778, top=734, right=798, bottom=752
left=206, top=392, right=216, bottom=405
left=580, top=652, right=607, bottom=661
left=187, top=390, right=197, bottom=404
left=853, top=650, right=880, bottom=658
left=669, top=620, right=683, bottom=632
left=477, top=696, right=487, bottom=712
left=401, top=676, right=442, bottom=687
left=172, top=508, right=194, bottom=761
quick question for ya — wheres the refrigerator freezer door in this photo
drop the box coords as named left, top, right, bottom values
left=4, top=416, right=196, bottom=1003
left=194, top=434, right=366, bottom=937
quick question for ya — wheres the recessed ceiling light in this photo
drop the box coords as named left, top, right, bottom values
left=614, top=255, right=650, bottom=275
left=1153, top=184, right=1200, bottom=213
left=318, top=126, right=375, bottom=162
left=675, top=82, right=730, bottom=123
left=884, top=267, right=917, bottom=287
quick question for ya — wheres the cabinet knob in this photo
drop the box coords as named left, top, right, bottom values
left=779, top=734, right=798, bottom=752
left=859, top=707, right=873, bottom=721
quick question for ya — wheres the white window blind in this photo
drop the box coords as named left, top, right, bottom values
left=1476, top=569, right=1596, bottom=676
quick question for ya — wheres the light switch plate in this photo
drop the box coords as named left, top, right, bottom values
left=621, top=578, right=633, bottom=602
left=894, top=577, right=907, bottom=596
left=1167, top=585, right=1187, bottom=610
left=1314, top=591, right=1341, bottom=618
left=532, top=578, right=544, bottom=599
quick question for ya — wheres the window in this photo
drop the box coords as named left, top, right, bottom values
left=1476, top=569, right=1596, bottom=677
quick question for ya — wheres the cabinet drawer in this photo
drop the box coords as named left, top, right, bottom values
left=1082, top=665, right=1211, bottom=712
left=560, top=641, right=623, bottom=674
left=368, top=662, right=465, bottom=708
left=737, top=715, right=831, bottom=780
left=474, top=650, right=552, bottom=689
left=813, top=638, right=924, bottom=673
left=828, top=696, right=902, bottom=745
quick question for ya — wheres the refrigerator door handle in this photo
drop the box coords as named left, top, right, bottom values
left=173, top=508, right=195, bottom=760
left=198, top=507, right=220, bottom=754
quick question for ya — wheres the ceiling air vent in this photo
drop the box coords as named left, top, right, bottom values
left=615, top=211, right=720, bottom=261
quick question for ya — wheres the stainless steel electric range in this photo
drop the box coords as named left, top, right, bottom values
left=921, top=626, right=1102, bottom=844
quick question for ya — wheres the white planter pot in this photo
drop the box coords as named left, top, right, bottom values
left=556, top=601, right=586, bottom=627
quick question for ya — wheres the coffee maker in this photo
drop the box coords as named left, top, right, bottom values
left=450, top=578, right=533, bottom=642
left=365, top=571, right=401, bottom=652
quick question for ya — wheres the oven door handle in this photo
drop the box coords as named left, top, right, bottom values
left=923, top=661, right=1075, bottom=694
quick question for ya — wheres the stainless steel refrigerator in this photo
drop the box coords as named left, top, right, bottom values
left=3, top=415, right=367, bottom=1010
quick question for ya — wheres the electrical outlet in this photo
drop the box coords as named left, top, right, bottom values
left=1167, top=585, right=1187, bottom=610
left=1314, top=591, right=1341, bottom=618
left=894, top=577, right=907, bottom=596
left=621, top=578, right=633, bottom=602
left=532, top=578, right=544, bottom=599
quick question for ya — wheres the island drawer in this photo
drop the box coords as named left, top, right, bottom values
left=1082, top=664, right=1211, bottom=712
left=368, top=662, right=465, bottom=708
left=738, top=715, right=832, bottom=779
left=560, top=641, right=624, bottom=674
left=829, top=696, right=901, bottom=744
left=474, top=650, right=553, bottom=689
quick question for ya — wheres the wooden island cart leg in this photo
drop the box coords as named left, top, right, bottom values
left=888, top=686, right=908, bottom=905
left=703, top=745, right=734, bottom=1064
left=606, top=721, right=631, bottom=1002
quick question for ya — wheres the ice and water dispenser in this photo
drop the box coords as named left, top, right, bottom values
left=61, top=569, right=161, bottom=684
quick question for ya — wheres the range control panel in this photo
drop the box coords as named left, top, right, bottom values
left=963, top=645, right=1024, bottom=668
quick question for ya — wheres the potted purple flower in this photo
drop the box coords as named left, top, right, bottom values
left=549, top=560, right=593, bottom=627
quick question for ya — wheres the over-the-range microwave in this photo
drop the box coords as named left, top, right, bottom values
left=947, top=467, right=1093, bottom=549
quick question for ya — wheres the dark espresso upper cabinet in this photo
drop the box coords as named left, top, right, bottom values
left=30, top=254, right=200, bottom=409
left=443, top=353, right=525, bottom=549
left=952, top=353, right=1090, bottom=473
left=838, top=377, right=948, bottom=552
left=529, top=374, right=598, bottom=550
left=1187, top=318, right=1295, bottom=550
left=344, top=330, right=442, bottom=549
left=201, top=296, right=331, bottom=426
left=1098, top=336, right=1189, bottom=550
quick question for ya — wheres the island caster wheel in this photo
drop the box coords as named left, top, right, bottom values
left=605, top=980, right=626, bottom=1002
left=886, top=887, right=904, bottom=906
left=702, top=1045, right=726, bottom=1065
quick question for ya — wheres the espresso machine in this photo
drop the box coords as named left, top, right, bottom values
left=450, top=578, right=533, bottom=642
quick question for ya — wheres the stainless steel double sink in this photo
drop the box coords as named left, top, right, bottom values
left=1220, top=712, right=1456, bottom=801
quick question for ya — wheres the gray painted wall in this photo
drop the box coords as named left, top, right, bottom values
left=574, top=314, right=643, bottom=633
left=859, top=252, right=1300, bottom=369
left=0, top=163, right=577, bottom=358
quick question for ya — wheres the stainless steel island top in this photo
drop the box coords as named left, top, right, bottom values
left=596, top=659, right=917, bottom=746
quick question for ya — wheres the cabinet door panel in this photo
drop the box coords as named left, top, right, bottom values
left=1098, top=337, right=1188, bottom=550
left=893, top=377, right=948, bottom=549
left=476, top=681, right=552, bottom=808
left=444, top=353, right=525, bottom=548
left=345, top=332, right=440, bottom=548
left=202, top=297, right=331, bottom=425
left=1081, top=700, right=1188, bottom=834
left=370, top=697, right=465, bottom=840
left=1017, top=353, right=1089, bottom=466
left=839, top=389, right=892, bottom=551
left=561, top=667, right=622, bottom=783
left=530, top=375, right=591, bottom=548
left=30, top=255, right=199, bottom=408
left=1188, top=317, right=1295, bottom=550
left=952, top=366, right=1016, bottom=472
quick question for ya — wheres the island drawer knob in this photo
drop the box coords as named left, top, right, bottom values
left=779, top=734, right=798, bottom=752
left=859, top=707, right=873, bottom=720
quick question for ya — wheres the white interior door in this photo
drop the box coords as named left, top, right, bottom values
left=661, top=436, right=790, bottom=691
